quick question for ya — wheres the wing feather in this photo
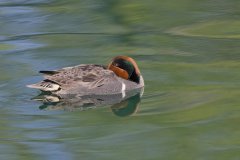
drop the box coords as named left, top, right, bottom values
left=28, top=64, right=114, bottom=91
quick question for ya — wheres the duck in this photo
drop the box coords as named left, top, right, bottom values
left=27, top=56, right=144, bottom=97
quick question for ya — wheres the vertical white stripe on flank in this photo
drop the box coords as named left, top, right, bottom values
left=121, top=82, right=126, bottom=98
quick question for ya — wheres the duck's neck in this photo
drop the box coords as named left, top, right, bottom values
left=129, top=69, right=140, bottom=84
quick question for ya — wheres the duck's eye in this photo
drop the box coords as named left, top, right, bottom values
left=112, top=62, right=119, bottom=67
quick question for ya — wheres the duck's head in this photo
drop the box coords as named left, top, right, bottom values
left=108, top=56, right=141, bottom=84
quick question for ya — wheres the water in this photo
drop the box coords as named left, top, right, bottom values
left=0, top=0, right=240, bottom=160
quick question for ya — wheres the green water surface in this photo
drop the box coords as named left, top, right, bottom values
left=0, top=0, right=239, bottom=160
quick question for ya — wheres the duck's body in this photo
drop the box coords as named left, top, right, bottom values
left=27, top=56, right=144, bottom=97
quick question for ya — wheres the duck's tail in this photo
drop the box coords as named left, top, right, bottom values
left=26, top=81, right=60, bottom=92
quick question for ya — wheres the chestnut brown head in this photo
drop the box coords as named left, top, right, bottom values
left=108, top=56, right=141, bottom=84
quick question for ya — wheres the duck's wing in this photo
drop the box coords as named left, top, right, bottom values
left=42, top=64, right=109, bottom=85
left=27, top=64, right=113, bottom=92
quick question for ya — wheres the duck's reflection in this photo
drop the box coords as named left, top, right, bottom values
left=32, top=88, right=144, bottom=117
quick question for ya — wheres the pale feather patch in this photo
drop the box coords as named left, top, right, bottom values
left=44, top=95, right=60, bottom=102
left=26, top=82, right=60, bottom=91
left=121, top=82, right=126, bottom=98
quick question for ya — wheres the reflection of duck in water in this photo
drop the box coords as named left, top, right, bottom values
left=34, top=88, right=143, bottom=117
left=27, top=56, right=144, bottom=97
left=111, top=92, right=142, bottom=117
